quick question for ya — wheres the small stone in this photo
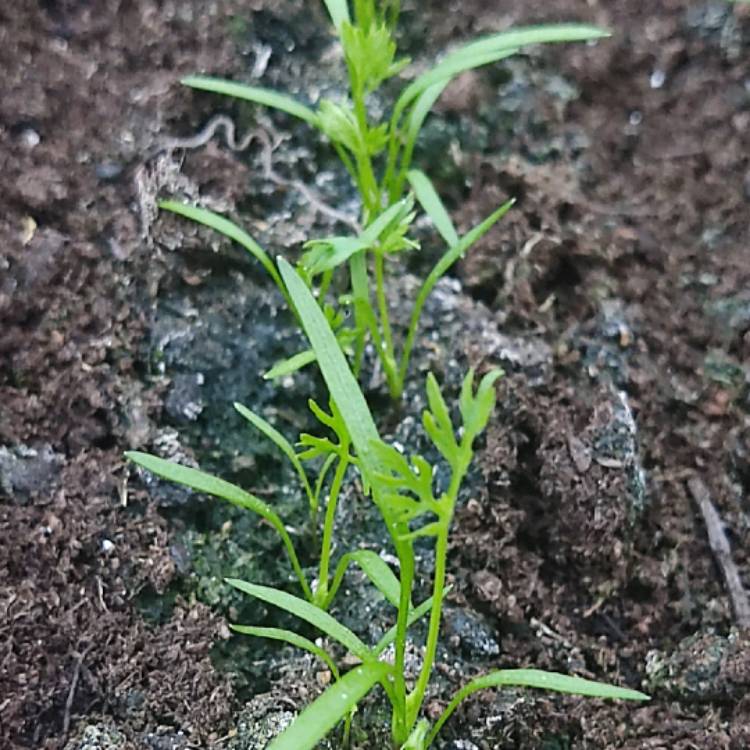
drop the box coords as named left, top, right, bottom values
left=64, top=723, right=127, bottom=750
left=95, top=161, right=125, bottom=182
left=646, top=629, right=750, bottom=701
left=568, top=434, right=592, bottom=474
left=649, top=69, right=666, bottom=88
left=101, top=539, right=115, bottom=553
left=0, top=444, right=65, bottom=502
left=20, top=127, right=41, bottom=149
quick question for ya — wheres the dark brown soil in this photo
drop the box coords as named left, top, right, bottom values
left=1, top=1, right=749, bottom=749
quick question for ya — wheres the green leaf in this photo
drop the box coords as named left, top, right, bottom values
left=371, top=442, right=437, bottom=522
left=321, top=0, right=351, bottom=31
left=360, top=197, right=413, bottom=245
left=428, top=198, right=515, bottom=285
left=397, top=520, right=442, bottom=542
left=341, top=20, right=403, bottom=94
left=233, top=403, right=316, bottom=512
left=471, top=668, right=650, bottom=699
left=403, top=81, right=449, bottom=158
left=126, top=452, right=312, bottom=600
left=327, top=549, right=403, bottom=609
left=399, top=22, right=610, bottom=117
left=231, top=625, right=339, bottom=679
left=226, top=579, right=372, bottom=661
left=158, top=201, right=291, bottom=309
left=181, top=76, right=318, bottom=125
left=423, top=373, right=459, bottom=464
left=457, top=368, right=503, bottom=444
left=267, top=661, right=388, bottom=750
left=398, top=198, right=515, bottom=388
left=277, top=258, right=382, bottom=477
left=308, top=398, right=352, bottom=454
left=317, top=99, right=365, bottom=154
left=264, top=349, right=317, bottom=380
left=392, top=25, right=609, bottom=162
left=302, top=236, right=371, bottom=275
left=373, top=591, right=448, bottom=656
left=445, top=24, right=610, bottom=65
left=313, top=453, right=338, bottom=506
left=304, top=199, right=412, bottom=276
left=407, top=170, right=458, bottom=247
left=395, top=48, right=519, bottom=120
left=426, top=668, right=648, bottom=746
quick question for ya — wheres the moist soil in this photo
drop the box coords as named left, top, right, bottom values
left=2, top=1, right=749, bottom=749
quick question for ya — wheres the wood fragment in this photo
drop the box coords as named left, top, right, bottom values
left=62, top=646, right=91, bottom=739
left=688, top=477, right=750, bottom=630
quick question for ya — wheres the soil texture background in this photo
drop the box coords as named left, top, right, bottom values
left=1, top=1, right=749, bottom=749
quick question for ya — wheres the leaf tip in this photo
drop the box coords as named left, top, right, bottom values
left=180, top=74, right=202, bottom=87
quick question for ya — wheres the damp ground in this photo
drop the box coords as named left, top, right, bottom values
left=2, top=1, right=749, bottom=748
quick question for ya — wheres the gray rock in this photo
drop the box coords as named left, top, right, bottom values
left=0, top=444, right=64, bottom=502
left=63, top=723, right=127, bottom=750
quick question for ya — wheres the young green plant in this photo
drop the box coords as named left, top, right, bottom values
left=127, top=396, right=396, bottom=611
left=159, top=2, right=609, bottom=396
left=217, top=257, right=649, bottom=750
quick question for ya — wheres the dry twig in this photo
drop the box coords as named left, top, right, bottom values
left=62, top=645, right=92, bottom=740
left=687, top=477, right=750, bottom=630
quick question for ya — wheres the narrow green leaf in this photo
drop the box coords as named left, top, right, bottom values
left=401, top=23, right=609, bottom=117
left=314, top=453, right=338, bottom=506
left=267, top=662, right=388, bottom=750
left=264, top=349, right=317, bottom=380
left=321, top=0, right=351, bottom=31
left=234, top=403, right=315, bottom=512
left=388, top=82, right=449, bottom=198
left=459, top=369, right=503, bottom=442
left=327, top=550, right=403, bottom=609
left=398, top=199, right=515, bottom=388
left=405, top=82, right=448, bottom=148
left=427, top=668, right=648, bottom=746
left=425, top=373, right=453, bottom=438
left=476, top=669, right=650, bottom=699
left=373, top=590, right=449, bottom=655
left=397, top=520, right=442, bottom=542
left=277, top=258, right=381, bottom=475
left=303, top=236, right=371, bottom=275
left=445, top=24, right=610, bottom=65
left=231, top=625, right=339, bottom=679
left=393, top=24, right=608, bottom=151
left=226, top=579, right=372, bottom=661
left=126, top=452, right=311, bottom=600
left=359, top=198, right=412, bottom=245
left=418, top=196, right=515, bottom=320
left=407, top=170, right=458, bottom=247
left=396, top=48, right=519, bottom=119
left=158, top=201, right=291, bottom=308
left=181, top=76, right=318, bottom=125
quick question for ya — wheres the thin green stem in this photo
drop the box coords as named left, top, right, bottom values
left=315, top=456, right=349, bottom=607
left=353, top=97, right=381, bottom=215
left=396, top=295, right=425, bottom=394
left=382, top=112, right=404, bottom=203
left=332, top=141, right=360, bottom=187
left=374, top=251, right=395, bottom=364
left=407, top=447, right=470, bottom=729
left=318, top=267, right=334, bottom=302
left=407, top=526, right=448, bottom=726
left=348, top=251, right=370, bottom=376
left=359, top=296, right=400, bottom=397
left=374, top=251, right=400, bottom=397
left=391, top=537, right=414, bottom=745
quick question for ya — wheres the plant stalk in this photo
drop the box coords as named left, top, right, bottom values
left=315, top=456, right=349, bottom=606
